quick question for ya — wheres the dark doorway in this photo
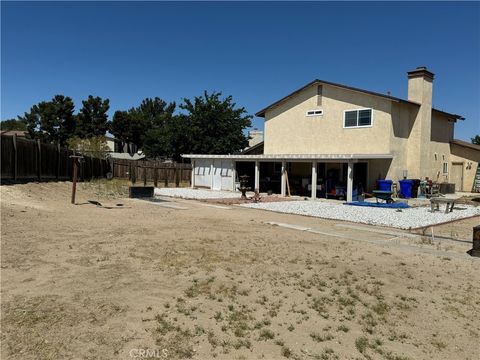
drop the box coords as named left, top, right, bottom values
left=235, top=162, right=255, bottom=190
left=353, top=162, right=368, bottom=194
left=259, top=162, right=282, bottom=194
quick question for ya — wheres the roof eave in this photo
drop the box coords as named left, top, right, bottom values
left=255, top=79, right=421, bottom=118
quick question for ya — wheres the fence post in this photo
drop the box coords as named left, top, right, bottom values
left=89, top=156, right=95, bottom=181
left=164, top=167, right=169, bottom=187
left=175, top=165, right=180, bottom=187
left=36, top=139, right=41, bottom=181
left=56, top=143, right=61, bottom=180
left=12, top=133, right=18, bottom=181
left=143, top=161, right=147, bottom=186
left=153, top=164, right=158, bottom=187
left=130, top=162, right=136, bottom=184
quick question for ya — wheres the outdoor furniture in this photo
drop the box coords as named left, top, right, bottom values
left=430, top=197, right=455, bottom=213
left=372, top=190, right=394, bottom=204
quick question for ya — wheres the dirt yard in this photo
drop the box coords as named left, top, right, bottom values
left=1, top=182, right=479, bottom=360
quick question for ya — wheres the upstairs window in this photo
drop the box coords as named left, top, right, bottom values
left=306, top=109, right=323, bottom=117
left=344, top=109, right=372, bottom=128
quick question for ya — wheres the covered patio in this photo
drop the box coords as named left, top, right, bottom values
left=183, top=154, right=393, bottom=202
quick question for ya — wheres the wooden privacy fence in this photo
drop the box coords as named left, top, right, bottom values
left=112, top=159, right=191, bottom=187
left=1, top=135, right=109, bottom=182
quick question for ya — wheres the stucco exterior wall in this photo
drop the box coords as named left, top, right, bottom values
left=262, top=82, right=463, bottom=189
left=264, top=84, right=393, bottom=155
left=450, top=144, right=480, bottom=192
left=418, top=112, right=454, bottom=183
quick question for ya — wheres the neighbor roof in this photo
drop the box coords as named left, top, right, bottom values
left=450, top=139, right=480, bottom=152
left=255, top=79, right=464, bottom=121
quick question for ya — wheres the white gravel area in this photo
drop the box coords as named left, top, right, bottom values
left=241, top=201, right=480, bottom=229
left=154, top=187, right=240, bottom=199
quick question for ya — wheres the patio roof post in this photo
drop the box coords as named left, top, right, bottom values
left=254, top=160, right=260, bottom=191
left=191, top=160, right=195, bottom=188
left=311, top=161, right=317, bottom=199
left=210, top=160, right=214, bottom=189
left=232, top=160, right=237, bottom=191
left=281, top=160, right=286, bottom=196
left=347, top=160, right=354, bottom=202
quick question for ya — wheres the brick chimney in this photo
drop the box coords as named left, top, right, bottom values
left=406, top=66, right=434, bottom=179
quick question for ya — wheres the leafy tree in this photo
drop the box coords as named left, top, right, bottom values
left=143, top=91, right=252, bottom=161
left=110, top=110, right=146, bottom=153
left=67, top=136, right=110, bottom=159
left=20, top=95, right=75, bottom=145
left=112, top=97, right=176, bottom=153
left=143, top=114, right=190, bottom=160
left=136, top=97, right=176, bottom=128
left=76, top=96, right=110, bottom=138
left=472, top=135, right=480, bottom=145
left=179, top=91, right=252, bottom=155
left=0, top=118, right=27, bottom=131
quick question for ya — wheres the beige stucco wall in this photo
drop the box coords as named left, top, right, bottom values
left=419, top=112, right=454, bottom=182
left=263, top=83, right=413, bottom=183
left=264, top=84, right=392, bottom=155
left=262, top=81, right=464, bottom=191
left=450, top=144, right=480, bottom=192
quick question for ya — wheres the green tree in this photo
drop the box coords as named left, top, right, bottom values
left=179, top=91, right=252, bottom=155
left=76, top=96, right=110, bottom=138
left=471, top=135, right=480, bottom=145
left=0, top=118, right=27, bottom=131
left=110, top=110, right=146, bottom=152
left=112, top=97, right=176, bottom=154
left=136, top=97, right=176, bottom=128
left=67, top=136, right=110, bottom=159
left=20, top=95, right=75, bottom=145
left=144, top=91, right=252, bottom=161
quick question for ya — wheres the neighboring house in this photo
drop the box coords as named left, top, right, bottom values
left=105, top=136, right=145, bottom=160
left=247, top=128, right=264, bottom=148
left=183, top=67, right=480, bottom=200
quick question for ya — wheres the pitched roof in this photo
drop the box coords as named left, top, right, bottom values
left=450, top=139, right=480, bottom=152
left=255, top=79, right=464, bottom=121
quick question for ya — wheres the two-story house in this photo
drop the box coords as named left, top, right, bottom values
left=183, top=67, right=480, bottom=201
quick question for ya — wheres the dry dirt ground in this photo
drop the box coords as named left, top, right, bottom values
left=1, top=182, right=479, bottom=360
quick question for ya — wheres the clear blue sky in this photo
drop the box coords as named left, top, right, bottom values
left=2, top=1, right=479, bottom=141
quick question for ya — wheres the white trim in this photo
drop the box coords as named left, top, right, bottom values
left=182, top=153, right=392, bottom=160
left=311, top=161, right=317, bottom=199
left=442, top=162, right=449, bottom=175
left=306, top=109, right=324, bottom=117
left=347, top=161, right=354, bottom=202
left=343, top=108, right=373, bottom=129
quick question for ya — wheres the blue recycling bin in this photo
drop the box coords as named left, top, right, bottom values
left=377, top=180, right=393, bottom=192
left=399, top=179, right=414, bottom=198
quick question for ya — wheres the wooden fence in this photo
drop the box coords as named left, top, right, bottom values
left=112, top=159, right=191, bottom=187
left=1, top=135, right=109, bottom=182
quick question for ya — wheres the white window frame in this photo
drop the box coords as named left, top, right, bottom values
left=343, top=108, right=373, bottom=128
left=306, top=109, right=324, bottom=117
left=442, top=162, right=448, bottom=175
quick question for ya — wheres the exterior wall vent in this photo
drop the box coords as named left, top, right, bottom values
left=306, top=109, right=323, bottom=117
